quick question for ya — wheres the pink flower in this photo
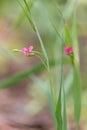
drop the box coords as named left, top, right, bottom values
left=64, top=46, right=73, bottom=55
left=22, top=45, right=33, bottom=55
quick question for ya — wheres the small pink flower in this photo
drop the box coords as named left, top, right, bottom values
left=64, top=46, right=73, bottom=55
left=22, top=45, right=33, bottom=55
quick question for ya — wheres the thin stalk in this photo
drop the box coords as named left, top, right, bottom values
left=62, top=77, right=67, bottom=130
left=32, top=20, right=56, bottom=106
left=0, top=59, right=68, bottom=89
left=61, top=40, right=67, bottom=130
left=23, top=0, right=31, bottom=14
left=32, top=51, right=43, bottom=56
left=55, top=43, right=64, bottom=130
left=59, top=43, right=64, bottom=130
left=17, top=0, right=36, bottom=32
left=35, top=54, right=48, bottom=70
left=17, top=0, right=59, bottom=127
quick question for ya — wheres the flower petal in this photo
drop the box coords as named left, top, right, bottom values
left=64, top=46, right=73, bottom=55
left=22, top=48, right=29, bottom=54
left=28, top=45, right=33, bottom=53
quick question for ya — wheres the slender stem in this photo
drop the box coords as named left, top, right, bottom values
left=23, top=0, right=31, bottom=14
left=32, top=51, right=43, bottom=56
left=33, top=21, right=56, bottom=107
left=18, top=0, right=56, bottom=127
left=13, top=49, right=22, bottom=52
left=59, top=44, right=64, bottom=130
left=35, top=54, right=48, bottom=70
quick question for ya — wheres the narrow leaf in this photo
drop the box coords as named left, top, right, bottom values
left=0, top=59, right=68, bottom=89
left=72, top=12, right=81, bottom=127
left=17, top=0, right=36, bottom=32
left=55, top=45, right=64, bottom=130
left=56, top=86, right=62, bottom=130
left=62, top=82, right=67, bottom=130
left=64, top=24, right=72, bottom=46
left=73, top=65, right=81, bottom=125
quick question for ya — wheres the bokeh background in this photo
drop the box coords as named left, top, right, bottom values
left=0, top=0, right=87, bottom=130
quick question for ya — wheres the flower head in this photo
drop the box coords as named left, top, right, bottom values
left=64, top=46, right=73, bottom=55
left=22, top=45, right=33, bottom=55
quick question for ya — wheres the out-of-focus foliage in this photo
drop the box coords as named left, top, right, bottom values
left=0, top=0, right=87, bottom=129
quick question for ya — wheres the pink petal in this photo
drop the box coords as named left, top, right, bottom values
left=22, top=48, right=29, bottom=54
left=64, top=46, right=73, bottom=55
left=69, top=47, right=73, bottom=53
left=28, top=45, right=33, bottom=53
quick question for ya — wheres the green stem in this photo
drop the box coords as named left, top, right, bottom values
left=35, top=54, right=48, bottom=70
left=33, top=20, right=56, bottom=108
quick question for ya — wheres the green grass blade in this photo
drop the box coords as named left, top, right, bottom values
left=17, top=0, right=55, bottom=106
left=62, top=48, right=67, bottom=130
left=0, top=63, right=44, bottom=89
left=73, top=66, right=81, bottom=126
left=64, top=24, right=72, bottom=46
left=0, top=59, right=68, bottom=89
left=33, top=21, right=48, bottom=61
left=63, top=0, right=77, bottom=19
left=55, top=45, right=64, bottom=130
left=19, top=0, right=48, bottom=60
left=64, top=12, right=81, bottom=129
left=72, top=12, right=81, bottom=128
left=56, top=85, right=62, bottom=130
left=23, top=0, right=31, bottom=14
left=15, top=0, right=34, bottom=27
left=17, top=0, right=36, bottom=32
left=65, top=70, right=73, bottom=96
left=62, top=83, right=67, bottom=130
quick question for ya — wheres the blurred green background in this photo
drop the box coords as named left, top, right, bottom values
left=0, top=0, right=87, bottom=130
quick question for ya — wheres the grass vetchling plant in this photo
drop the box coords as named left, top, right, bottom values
left=13, top=0, right=81, bottom=130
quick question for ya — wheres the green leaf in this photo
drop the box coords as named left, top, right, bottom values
left=0, top=59, right=68, bottom=89
left=64, top=70, right=73, bottom=96
left=17, top=0, right=36, bottom=32
left=64, top=24, right=72, bottom=46
left=23, top=0, right=31, bottom=14
left=72, top=12, right=81, bottom=128
left=33, top=21, right=48, bottom=61
left=15, top=0, right=34, bottom=27
left=55, top=45, right=64, bottom=130
left=56, top=85, right=62, bottom=130
left=0, top=62, right=44, bottom=89
left=18, top=0, right=48, bottom=61
left=73, top=66, right=81, bottom=125
left=62, top=83, right=67, bottom=130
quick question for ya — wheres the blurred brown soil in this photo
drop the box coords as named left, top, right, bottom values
left=0, top=87, right=54, bottom=130
left=0, top=83, right=83, bottom=130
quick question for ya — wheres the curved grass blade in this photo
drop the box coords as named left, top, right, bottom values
left=73, top=65, right=81, bottom=128
left=64, top=12, right=81, bottom=130
left=55, top=44, right=64, bottom=130
left=64, top=24, right=72, bottom=46
left=15, top=0, right=34, bottom=27
left=17, top=0, right=36, bottom=32
left=17, top=0, right=56, bottom=107
left=56, top=85, right=62, bottom=130
left=18, top=0, right=48, bottom=61
left=72, top=12, right=81, bottom=129
left=65, top=70, right=73, bottom=97
left=62, top=82, right=67, bottom=130
left=0, top=59, right=68, bottom=89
